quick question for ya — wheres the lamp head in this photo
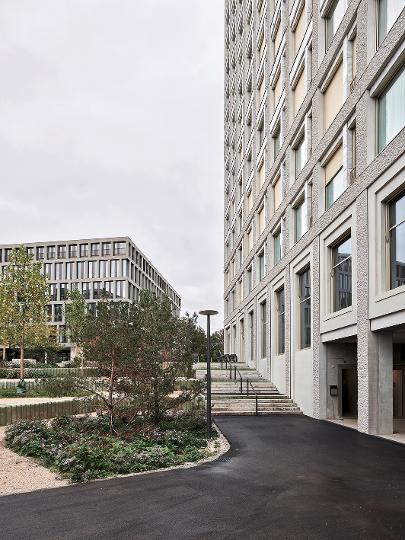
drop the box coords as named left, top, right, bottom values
left=199, top=310, right=219, bottom=316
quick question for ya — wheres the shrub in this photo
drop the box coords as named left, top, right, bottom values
left=5, top=413, right=213, bottom=483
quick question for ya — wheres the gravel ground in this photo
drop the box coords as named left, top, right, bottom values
left=0, top=426, right=69, bottom=497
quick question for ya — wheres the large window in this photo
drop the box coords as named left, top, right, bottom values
left=299, top=268, right=311, bottom=349
left=331, top=235, right=352, bottom=311
left=54, top=304, right=63, bottom=323
left=294, top=68, right=306, bottom=117
left=325, top=0, right=345, bottom=49
left=295, top=198, right=305, bottom=241
left=325, top=145, right=345, bottom=209
left=276, top=287, right=285, bottom=354
left=388, top=190, right=405, bottom=289
left=377, top=67, right=405, bottom=153
left=258, top=249, right=266, bottom=280
left=81, top=282, right=91, bottom=300
left=274, top=175, right=282, bottom=210
left=324, top=61, right=343, bottom=131
left=295, top=136, right=305, bottom=178
left=294, top=3, right=306, bottom=57
left=274, top=228, right=282, bottom=264
left=260, top=300, right=267, bottom=358
left=377, top=0, right=405, bottom=46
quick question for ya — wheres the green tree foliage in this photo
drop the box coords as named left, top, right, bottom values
left=0, top=246, right=49, bottom=379
left=211, top=329, right=224, bottom=361
left=65, top=290, right=204, bottom=432
left=177, top=312, right=207, bottom=375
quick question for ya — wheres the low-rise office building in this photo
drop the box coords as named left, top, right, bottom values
left=223, top=0, right=405, bottom=436
left=0, top=236, right=181, bottom=360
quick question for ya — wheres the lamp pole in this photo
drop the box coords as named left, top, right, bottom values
left=199, top=309, right=218, bottom=438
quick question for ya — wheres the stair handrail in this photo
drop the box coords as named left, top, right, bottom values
left=246, top=378, right=259, bottom=416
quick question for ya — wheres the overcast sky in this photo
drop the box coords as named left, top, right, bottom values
left=0, top=0, right=224, bottom=331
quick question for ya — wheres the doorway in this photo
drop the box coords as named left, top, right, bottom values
left=393, top=369, right=404, bottom=418
left=340, top=367, right=358, bottom=418
left=239, top=319, right=245, bottom=364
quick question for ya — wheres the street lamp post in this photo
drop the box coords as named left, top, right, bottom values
left=199, top=309, right=218, bottom=438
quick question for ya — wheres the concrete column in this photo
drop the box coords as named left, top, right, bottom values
left=377, top=332, right=393, bottom=435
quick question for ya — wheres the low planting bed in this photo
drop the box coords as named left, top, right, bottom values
left=5, top=411, right=218, bottom=483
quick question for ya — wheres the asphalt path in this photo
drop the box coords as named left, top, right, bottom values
left=0, top=415, right=404, bottom=539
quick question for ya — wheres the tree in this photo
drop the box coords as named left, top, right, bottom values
left=177, top=312, right=207, bottom=375
left=0, top=246, right=49, bottom=379
left=65, top=294, right=140, bottom=434
left=211, top=329, right=224, bottom=361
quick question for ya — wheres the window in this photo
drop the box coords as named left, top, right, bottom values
left=324, top=61, right=343, bottom=131
left=110, top=260, right=119, bottom=278
left=102, top=242, right=111, bottom=256
left=37, top=247, right=44, bottom=260
left=258, top=118, right=264, bottom=147
left=273, top=124, right=281, bottom=157
left=91, top=243, right=100, bottom=257
left=298, top=268, right=311, bottom=348
left=26, top=247, right=34, bottom=258
left=274, top=73, right=282, bottom=105
left=69, top=245, right=77, bottom=258
left=258, top=161, right=265, bottom=188
left=295, top=199, right=306, bottom=241
left=276, top=288, right=285, bottom=354
left=59, top=283, right=68, bottom=301
left=258, top=205, right=265, bottom=235
left=104, top=281, right=114, bottom=299
left=114, top=242, right=126, bottom=256
left=377, top=67, right=405, bottom=153
left=54, top=304, right=63, bottom=323
left=247, top=266, right=253, bottom=293
left=88, top=261, right=98, bottom=279
left=351, top=34, right=357, bottom=81
left=325, top=0, right=345, bottom=49
left=45, top=305, right=52, bottom=322
left=66, top=262, right=74, bottom=280
left=93, top=282, right=102, bottom=299
left=258, top=249, right=266, bottom=280
left=80, top=244, right=88, bottom=257
left=116, top=281, right=126, bottom=299
left=77, top=261, right=87, bottom=279
left=331, top=235, right=352, bottom=311
left=55, top=262, right=63, bottom=280
left=44, top=263, right=52, bottom=279
left=247, top=227, right=253, bottom=252
left=325, top=145, right=345, bottom=208
left=260, top=300, right=267, bottom=358
left=294, top=3, right=306, bottom=56
left=274, top=175, right=282, bottom=210
left=49, top=283, right=57, bottom=301
left=295, top=136, right=305, bottom=178
left=377, top=0, right=405, bottom=46
left=388, top=190, right=405, bottom=289
left=47, top=246, right=56, bottom=259
left=249, top=311, right=255, bottom=362
left=81, top=282, right=91, bottom=300
left=57, top=245, right=66, bottom=259
left=274, top=228, right=282, bottom=264
left=293, top=68, right=306, bottom=116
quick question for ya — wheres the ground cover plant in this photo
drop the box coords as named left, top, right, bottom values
left=6, top=409, right=217, bottom=483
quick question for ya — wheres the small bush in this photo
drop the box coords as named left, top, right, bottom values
left=5, top=412, right=213, bottom=483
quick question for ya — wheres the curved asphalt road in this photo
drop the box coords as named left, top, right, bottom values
left=0, top=416, right=405, bottom=539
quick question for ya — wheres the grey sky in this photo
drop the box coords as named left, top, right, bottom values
left=0, top=0, right=224, bottom=331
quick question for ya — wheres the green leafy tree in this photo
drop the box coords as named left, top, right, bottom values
left=65, top=294, right=140, bottom=434
left=0, top=246, right=49, bottom=379
left=177, top=312, right=207, bottom=375
left=211, top=329, right=224, bottom=361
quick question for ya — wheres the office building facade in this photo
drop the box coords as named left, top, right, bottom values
left=223, top=0, right=405, bottom=436
left=0, top=237, right=181, bottom=359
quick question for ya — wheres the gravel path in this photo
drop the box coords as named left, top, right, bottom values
left=0, top=426, right=69, bottom=497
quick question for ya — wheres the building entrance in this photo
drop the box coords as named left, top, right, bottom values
left=340, top=367, right=358, bottom=418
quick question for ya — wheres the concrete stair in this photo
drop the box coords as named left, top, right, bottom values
left=194, top=362, right=302, bottom=416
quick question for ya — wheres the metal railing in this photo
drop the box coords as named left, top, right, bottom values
left=225, top=362, right=259, bottom=416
